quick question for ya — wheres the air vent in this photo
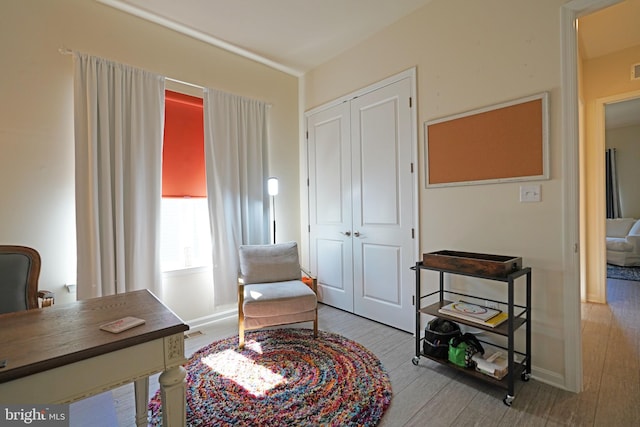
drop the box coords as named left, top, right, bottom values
left=632, top=63, right=640, bottom=81
left=184, top=330, right=204, bottom=339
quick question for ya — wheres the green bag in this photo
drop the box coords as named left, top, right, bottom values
left=448, top=333, right=484, bottom=368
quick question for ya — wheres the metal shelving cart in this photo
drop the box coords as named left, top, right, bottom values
left=410, top=259, right=531, bottom=406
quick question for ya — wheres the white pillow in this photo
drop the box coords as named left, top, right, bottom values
left=628, top=219, right=640, bottom=236
left=606, top=218, right=636, bottom=238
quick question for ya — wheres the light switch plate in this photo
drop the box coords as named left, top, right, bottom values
left=520, top=185, right=541, bottom=202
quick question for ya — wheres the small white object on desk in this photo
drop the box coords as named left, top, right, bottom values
left=100, top=316, right=146, bottom=333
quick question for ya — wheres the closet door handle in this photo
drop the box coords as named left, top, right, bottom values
left=341, top=231, right=351, bottom=237
left=353, top=231, right=361, bottom=237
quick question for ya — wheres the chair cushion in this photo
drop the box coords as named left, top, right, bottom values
left=243, top=311, right=317, bottom=329
left=243, top=280, right=317, bottom=317
left=239, top=242, right=301, bottom=284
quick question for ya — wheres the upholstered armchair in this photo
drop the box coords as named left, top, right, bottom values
left=237, top=241, right=318, bottom=349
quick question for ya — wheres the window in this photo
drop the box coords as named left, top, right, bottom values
left=160, top=197, right=211, bottom=271
left=160, top=90, right=211, bottom=271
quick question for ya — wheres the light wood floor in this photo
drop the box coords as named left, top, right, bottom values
left=109, top=278, right=640, bottom=426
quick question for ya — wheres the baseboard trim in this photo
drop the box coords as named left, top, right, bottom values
left=531, top=366, right=566, bottom=391
left=188, top=308, right=237, bottom=330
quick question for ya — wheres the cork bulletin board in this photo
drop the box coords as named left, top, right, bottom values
left=425, top=92, right=549, bottom=188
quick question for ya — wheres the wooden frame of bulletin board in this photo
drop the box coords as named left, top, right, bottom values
left=425, top=92, right=549, bottom=188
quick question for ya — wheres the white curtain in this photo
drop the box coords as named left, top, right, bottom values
left=605, top=148, right=622, bottom=219
left=203, top=89, right=269, bottom=307
left=73, top=53, right=165, bottom=299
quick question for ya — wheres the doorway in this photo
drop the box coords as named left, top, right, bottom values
left=577, top=0, right=640, bottom=303
left=560, top=0, right=622, bottom=394
left=563, top=0, right=640, bottom=394
left=601, top=94, right=640, bottom=278
left=305, top=69, right=418, bottom=332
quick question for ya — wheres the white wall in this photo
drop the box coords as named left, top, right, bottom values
left=0, top=0, right=300, bottom=321
left=304, top=0, right=568, bottom=388
left=606, top=124, right=640, bottom=218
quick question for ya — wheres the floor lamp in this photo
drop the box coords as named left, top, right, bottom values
left=267, top=177, right=278, bottom=244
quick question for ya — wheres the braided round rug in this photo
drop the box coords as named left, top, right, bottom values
left=148, top=328, right=392, bottom=426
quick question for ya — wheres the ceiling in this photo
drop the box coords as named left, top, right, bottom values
left=100, top=0, right=640, bottom=128
left=605, top=97, right=640, bottom=129
left=100, top=0, right=640, bottom=75
left=98, top=0, right=434, bottom=76
left=577, top=0, right=640, bottom=60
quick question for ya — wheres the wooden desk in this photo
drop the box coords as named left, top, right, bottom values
left=0, top=289, right=189, bottom=426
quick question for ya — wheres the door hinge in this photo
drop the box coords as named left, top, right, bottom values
left=409, top=97, right=412, bottom=108
left=308, top=225, right=311, bottom=233
left=412, top=295, right=415, bottom=306
left=306, top=130, right=309, bottom=140
left=411, top=228, right=415, bottom=239
left=307, top=178, right=309, bottom=187
left=410, top=163, right=414, bottom=173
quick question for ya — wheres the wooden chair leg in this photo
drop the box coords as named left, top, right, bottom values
left=238, top=283, right=245, bottom=349
left=311, top=276, right=318, bottom=339
left=313, top=310, right=318, bottom=339
left=239, top=326, right=245, bottom=350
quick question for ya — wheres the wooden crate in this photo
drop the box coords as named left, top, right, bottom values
left=422, top=250, right=522, bottom=277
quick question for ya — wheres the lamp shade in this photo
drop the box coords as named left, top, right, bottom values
left=267, top=177, right=279, bottom=196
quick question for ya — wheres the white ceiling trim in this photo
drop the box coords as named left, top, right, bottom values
left=97, top=0, right=303, bottom=77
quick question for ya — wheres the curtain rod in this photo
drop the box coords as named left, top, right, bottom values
left=166, top=77, right=204, bottom=90
left=59, top=47, right=203, bottom=89
left=58, top=47, right=271, bottom=106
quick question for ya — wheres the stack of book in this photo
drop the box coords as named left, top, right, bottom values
left=472, top=348, right=509, bottom=379
left=438, top=301, right=508, bottom=328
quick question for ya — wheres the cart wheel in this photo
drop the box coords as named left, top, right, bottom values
left=412, top=356, right=420, bottom=366
left=521, top=372, right=530, bottom=382
left=503, top=394, right=514, bottom=407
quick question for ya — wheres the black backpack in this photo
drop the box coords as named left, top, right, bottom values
left=423, top=318, right=461, bottom=359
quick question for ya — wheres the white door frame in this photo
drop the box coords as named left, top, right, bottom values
left=592, top=89, right=640, bottom=303
left=561, top=0, right=623, bottom=394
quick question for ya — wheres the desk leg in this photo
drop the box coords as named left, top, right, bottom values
left=134, top=377, right=149, bottom=427
left=159, top=365, right=187, bottom=427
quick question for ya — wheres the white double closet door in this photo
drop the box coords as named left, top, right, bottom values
left=306, top=73, right=416, bottom=332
